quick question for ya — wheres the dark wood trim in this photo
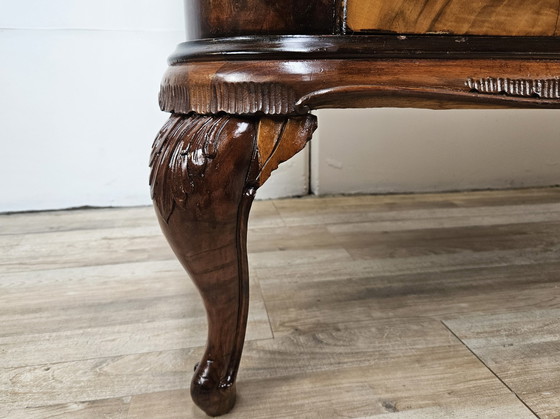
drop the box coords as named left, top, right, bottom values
left=150, top=113, right=316, bottom=416
left=157, top=6, right=560, bottom=417
left=186, top=0, right=336, bottom=39
left=160, top=59, right=560, bottom=115
left=334, top=0, right=348, bottom=35
left=169, top=35, right=560, bottom=64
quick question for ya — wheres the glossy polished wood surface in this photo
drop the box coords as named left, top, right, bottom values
left=150, top=113, right=316, bottom=416
left=160, top=58, right=560, bottom=116
left=157, top=3, right=560, bottom=416
left=185, top=0, right=560, bottom=38
left=169, top=35, right=560, bottom=63
left=185, top=0, right=338, bottom=38
left=346, top=0, right=560, bottom=36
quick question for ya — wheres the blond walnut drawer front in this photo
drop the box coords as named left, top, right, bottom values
left=347, top=0, right=560, bottom=36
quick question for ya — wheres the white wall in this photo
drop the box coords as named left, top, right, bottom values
left=2, top=1, right=559, bottom=212
left=312, top=109, right=560, bottom=195
left=0, top=0, right=308, bottom=212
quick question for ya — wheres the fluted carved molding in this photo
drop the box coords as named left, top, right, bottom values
left=160, top=59, right=560, bottom=116
left=159, top=82, right=298, bottom=115
left=466, top=77, right=560, bottom=99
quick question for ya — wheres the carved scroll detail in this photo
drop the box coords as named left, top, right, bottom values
left=159, top=82, right=298, bottom=115
left=149, top=114, right=253, bottom=223
left=150, top=113, right=317, bottom=223
left=466, top=77, right=560, bottom=99
left=255, top=116, right=317, bottom=186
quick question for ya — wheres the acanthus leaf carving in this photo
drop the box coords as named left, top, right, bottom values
left=149, top=113, right=317, bottom=223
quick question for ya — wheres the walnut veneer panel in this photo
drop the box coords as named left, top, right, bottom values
left=187, top=0, right=336, bottom=38
left=346, top=0, right=560, bottom=36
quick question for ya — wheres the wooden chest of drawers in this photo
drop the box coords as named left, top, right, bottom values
left=149, top=1, right=560, bottom=416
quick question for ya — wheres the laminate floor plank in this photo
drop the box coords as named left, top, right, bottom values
left=444, top=310, right=560, bottom=419
left=323, top=205, right=560, bottom=233
left=248, top=224, right=341, bottom=253
left=0, top=225, right=172, bottom=274
left=0, top=262, right=272, bottom=366
left=0, top=260, right=270, bottom=336
left=2, top=188, right=559, bottom=418
left=273, top=188, right=560, bottom=227
left=0, top=201, right=282, bottom=236
left=125, top=318, right=536, bottom=419
left=258, top=262, right=560, bottom=336
left=330, top=221, right=560, bottom=260
left=0, top=223, right=332, bottom=275
left=1, top=348, right=197, bottom=411
left=0, top=207, right=157, bottom=236
left=0, top=202, right=283, bottom=274
left=5, top=397, right=131, bottom=419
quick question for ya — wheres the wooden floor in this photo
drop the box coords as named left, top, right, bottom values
left=1, top=188, right=560, bottom=419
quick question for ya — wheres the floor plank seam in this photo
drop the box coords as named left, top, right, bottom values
left=270, top=200, right=289, bottom=227
left=440, top=320, right=542, bottom=419
left=253, top=276, right=275, bottom=340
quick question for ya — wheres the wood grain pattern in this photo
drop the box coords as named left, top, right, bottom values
left=0, top=273, right=271, bottom=368
left=187, top=0, right=336, bottom=38
left=0, top=224, right=172, bottom=274
left=170, top=36, right=560, bottom=64
left=347, top=0, right=560, bottom=36
left=445, top=310, right=560, bottom=419
left=160, top=59, right=560, bottom=116
left=6, top=397, right=131, bottom=419
left=2, top=189, right=560, bottom=418
left=150, top=113, right=259, bottom=416
left=127, top=321, right=537, bottom=419
left=272, top=192, right=560, bottom=228
left=149, top=113, right=316, bottom=416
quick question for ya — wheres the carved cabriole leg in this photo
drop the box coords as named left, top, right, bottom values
left=149, top=112, right=317, bottom=416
